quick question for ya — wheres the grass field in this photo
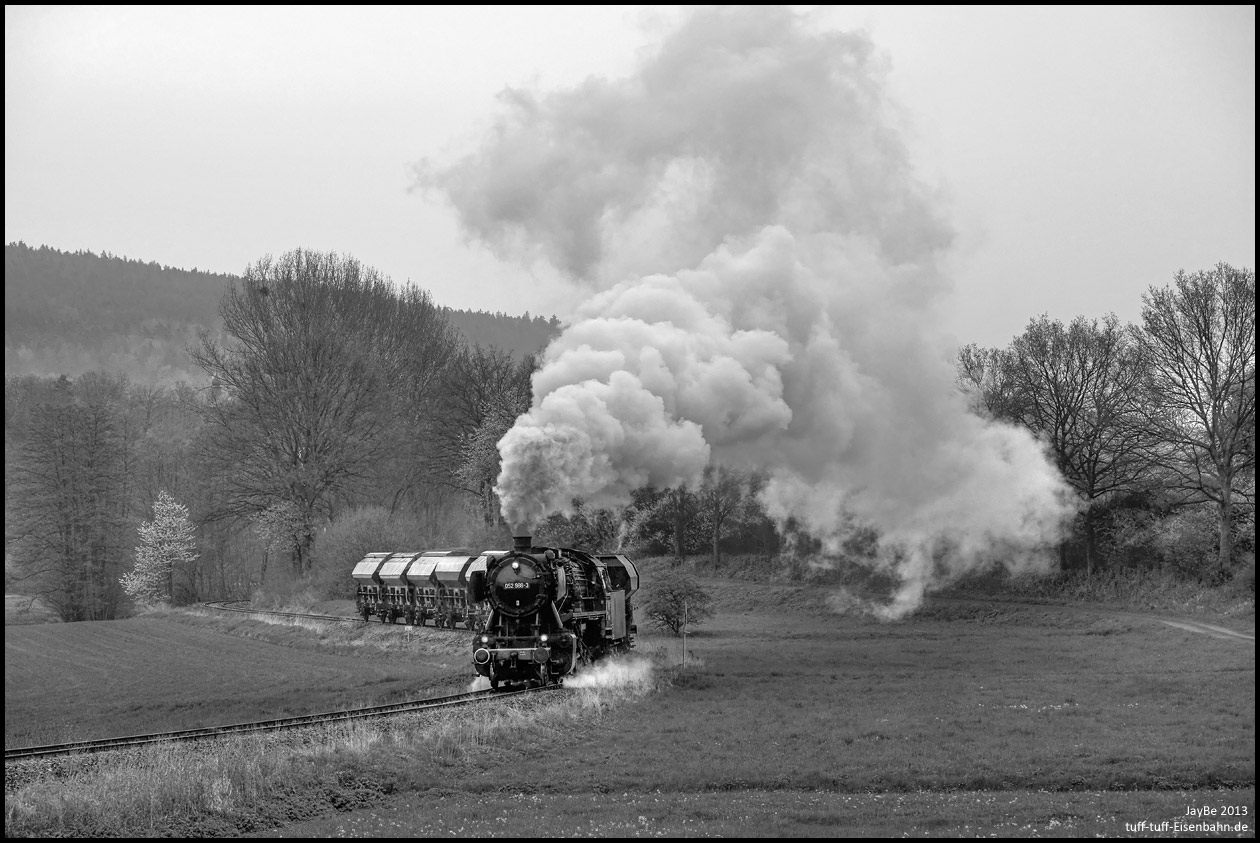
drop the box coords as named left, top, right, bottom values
left=4, top=582, right=1255, bottom=837
left=4, top=606, right=471, bottom=746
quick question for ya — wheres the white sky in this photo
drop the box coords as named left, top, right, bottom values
left=5, top=5, right=1254, bottom=348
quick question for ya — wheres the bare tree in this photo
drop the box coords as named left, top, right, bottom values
left=383, top=345, right=535, bottom=518
left=446, top=347, right=534, bottom=522
left=456, top=379, right=531, bottom=526
left=6, top=374, right=133, bottom=619
left=641, top=567, right=715, bottom=637
left=667, top=485, right=700, bottom=562
left=697, top=465, right=747, bottom=570
left=969, top=314, right=1154, bottom=572
left=1137, top=263, right=1255, bottom=572
left=190, top=249, right=457, bottom=575
left=619, top=484, right=702, bottom=561
left=956, top=342, right=1018, bottom=419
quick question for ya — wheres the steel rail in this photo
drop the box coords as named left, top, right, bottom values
left=5, top=685, right=564, bottom=762
left=202, top=600, right=363, bottom=624
left=203, top=601, right=476, bottom=632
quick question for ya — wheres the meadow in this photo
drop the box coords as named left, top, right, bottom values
left=4, top=580, right=1255, bottom=837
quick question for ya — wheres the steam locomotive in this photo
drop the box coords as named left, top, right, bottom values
left=352, top=537, right=640, bottom=688
left=468, top=535, right=640, bottom=689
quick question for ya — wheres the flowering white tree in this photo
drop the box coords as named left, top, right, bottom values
left=121, top=490, right=198, bottom=604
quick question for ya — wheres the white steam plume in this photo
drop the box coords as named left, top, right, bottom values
left=418, top=7, right=1075, bottom=616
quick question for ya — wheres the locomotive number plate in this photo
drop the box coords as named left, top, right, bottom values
left=502, top=581, right=531, bottom=589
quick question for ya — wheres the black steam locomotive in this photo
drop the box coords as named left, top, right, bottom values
left=468, top=535, right=639, bottom=689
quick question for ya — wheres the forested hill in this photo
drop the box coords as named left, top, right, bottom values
left=5, top=242, right=231, bottom=339
left=4, top=243, right=559, bottom=384
left=5, top=243, right=234, bottom=384
left=441, top=308, right=559, bottom=360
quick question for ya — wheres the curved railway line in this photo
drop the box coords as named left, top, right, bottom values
left=10, top=596, right=1247, bottom=764
left=6, top=602, right=561, bottom=764
left=203, top=599, right=362, bottom=623
left=203, top=600, right=478, bottom=632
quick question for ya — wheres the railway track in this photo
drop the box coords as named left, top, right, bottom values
left=203, top=600, right=365, bottom=624
left=203, top=600, right=476, bottom=632
left=8, top=601, right=558, bottom=763
left=5, top=685, right=563, bottom=762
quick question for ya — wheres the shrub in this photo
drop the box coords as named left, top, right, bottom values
left=1106, top=504, right=1223, bottom=580
left=641, top=567, right=714, bottom=636
left=306, top=507, right=431, bottom=600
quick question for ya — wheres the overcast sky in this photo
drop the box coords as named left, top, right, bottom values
left=5, top=5, right=1254, bottom=348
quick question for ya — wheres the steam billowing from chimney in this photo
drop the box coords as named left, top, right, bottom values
left=418, top=7, right=1075, bottom=616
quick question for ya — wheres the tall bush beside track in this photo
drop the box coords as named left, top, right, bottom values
left=640, top=566, right=714, bottom=636
left=306, top=507, right=431, bottom=601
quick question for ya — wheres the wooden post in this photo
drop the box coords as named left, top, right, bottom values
left=681, top=597, right=688, bottom=667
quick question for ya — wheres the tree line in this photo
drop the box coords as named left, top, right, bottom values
left=4, top=251, right=1253, bottom=621
left=957, top=263, right=1254, bottom=580
left=3, top=243, right=558, bottom=386
left=5, top=249, right=540, bottom=619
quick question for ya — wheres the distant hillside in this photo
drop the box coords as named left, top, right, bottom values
left=442, top=308, right=560, bottom=359
left=4, top=243, right=558, bottom=384
left=5, top=243, right=234, bottom=384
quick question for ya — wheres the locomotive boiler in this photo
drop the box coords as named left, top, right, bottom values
left=468, top=535, right=639, bottom=689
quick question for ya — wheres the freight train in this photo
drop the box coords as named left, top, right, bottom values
left=352, top=550, right=488, bottom=629
left=352, top=537, right=639, bottom=688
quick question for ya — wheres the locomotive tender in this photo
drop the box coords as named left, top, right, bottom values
left=469, top=535, right=639, bottom=689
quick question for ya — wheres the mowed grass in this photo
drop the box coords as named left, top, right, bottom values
left=4, top=584, right=1255, bottom=837
left=4, top=606, right=470, bottom=746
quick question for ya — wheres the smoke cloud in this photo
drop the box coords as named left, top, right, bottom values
left=418, top=6, right=1075, bottom=616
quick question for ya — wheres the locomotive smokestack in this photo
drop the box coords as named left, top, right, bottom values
left=513, top=534, right=532, bottom=552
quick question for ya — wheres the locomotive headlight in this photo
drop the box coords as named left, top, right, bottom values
left=539, top=634, right=548, bottom=643
left=512, top=561, right=520, bottom=571
left=480, top=635, right=489, bottom=644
